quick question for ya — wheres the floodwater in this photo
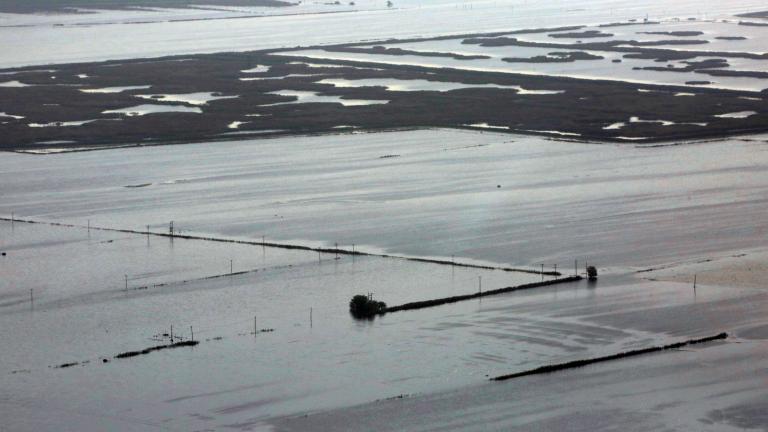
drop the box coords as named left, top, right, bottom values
left=134, top=92, right=239, bottom=105
left=0, top=0, right=765, bottom=68
left=318, top=77, right=563, bottom=94
left=2, top=219, right=765, bottom=431
left=101, top=103, right=203, bottom=116
left=2, top=129, right=768, bottom=269
left=285, top=19, right=768, bottom=92
left=263, top=90, right=389, bottom=106
left=2, top=1, right=768, bottom=430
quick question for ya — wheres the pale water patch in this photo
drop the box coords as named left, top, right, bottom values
left=629, top=116, right=707, bottom=127
left=463, top=123, right=510, bottom=130
left=228, top=121, right=249, bottom=129
left=604, top=122, right=626, bottom=130
left=615, top=136, right=650, bottom=141
left=606, top=117, right=707, bottom=129
left=318, top=78, right=562, bottom=94
left=288, top=61, right=347, bottom=68
left=28, top=120, right=97, bottom=127
left=81, top=85, right=151, bottom=94
left=102, top=104, right=202, bottom=116
left=0, top=112, right=24, bottom=119
left=523, top=129, right=581, bottom=137
left=241, top=65, right=271, bottom=73
left=263, top=90, right=388, bottom=106
left=0, top=80, right=30, bottom=87
left=714, top=111, right=757, bottom=119
left=218, top=129, right=286, bottom=136
left=240, top=74, right=318, bottom=81
left=135, top=92, right=238, bottom=105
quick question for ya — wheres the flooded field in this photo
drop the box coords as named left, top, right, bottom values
left=3, top=218, right=766, bottom=431
left=2, top=0, right=768, bottom=430
left=2, top=129, right=768, bottom=268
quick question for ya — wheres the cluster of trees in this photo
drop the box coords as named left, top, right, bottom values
left=349, top=295, right=387, bottom=318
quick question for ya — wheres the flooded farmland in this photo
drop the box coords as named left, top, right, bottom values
left=2, top=0, right=768, bottom=430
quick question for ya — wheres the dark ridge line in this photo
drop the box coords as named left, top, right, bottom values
left=491, top=332, right=728, bottom=381
left=0, top=217, right=559, bottom=276
left=114, top=340, right=199, bottom=359
left=383, top=275, right=583, bottom=314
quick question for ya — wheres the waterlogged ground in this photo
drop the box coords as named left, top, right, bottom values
left=1, top=129, right=767, bottom=429
left=2, top=129, right=768, bottom=269
left=288, top=18, right=768, bottom=92
left=2, top=219, right=766, bottom=431
left=2, top=1, right=768, bottom=428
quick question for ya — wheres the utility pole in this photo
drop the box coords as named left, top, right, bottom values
left=124, top=274, right=128, bottom=290
left=478, top=276, right=482, bottom=294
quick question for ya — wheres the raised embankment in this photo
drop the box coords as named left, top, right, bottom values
left=383, top=275, right=583, bottom=314
left=491, top=332, right=728, bottom=381
left=0, top=217, right=561, bottom=276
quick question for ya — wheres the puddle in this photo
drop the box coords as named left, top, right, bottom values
left=217, top=129, right=286, bottom=136
left=714, top=111, right=757, bottom=118
left=240, top=74, right=319, bottom=81
left=135, top=92, right=238, bottom=105
left=0, top=80, right=31, bottom=87
left=81, top=85, right=151, bottom=93
left=28, top=120, right=97, bottom=127
left=263, top=90, right=388, bottom=106
left=615, top=136, right=650, bottom=141
left=102, top=104, right=203, bottom=116
left=605, top=117, right=708, bottom=129
left=604, top=122, right=626, bottom=130
left=0, top=112, right=24, bottom=119
left=318, top=78, right=562, bottom=94
left=228, top=121, right=249, bottom=129
left=522, top=129, right=582, bottom=137
left=463, top=123, right=510, bottom=130
left=287, top=62, right=348, bottom=68
left=241, top=65, right=271, bottom=73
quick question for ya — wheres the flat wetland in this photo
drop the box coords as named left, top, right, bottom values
left=3, top=18, right=768, bottom=150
